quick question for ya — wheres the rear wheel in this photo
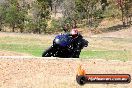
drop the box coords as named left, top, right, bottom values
left=72, top=50, right=81, bottom=58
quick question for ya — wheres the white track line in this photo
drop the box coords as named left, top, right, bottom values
left=0, top=56, right=132, bottom=63
left=0, top=56, right=79, bottom=60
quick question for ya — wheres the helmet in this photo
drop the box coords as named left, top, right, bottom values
left=70, top=28, right=78, bottom=36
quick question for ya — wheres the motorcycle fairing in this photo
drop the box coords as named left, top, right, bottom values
left=54, top=34, right=73, bottom=47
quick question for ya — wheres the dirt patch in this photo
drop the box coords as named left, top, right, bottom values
left=92, top=26, right=132, bottom=38
left=0, top=57, right=131, bottom=88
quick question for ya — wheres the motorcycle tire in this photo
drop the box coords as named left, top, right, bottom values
left=42, top=46, right=54, bottom=57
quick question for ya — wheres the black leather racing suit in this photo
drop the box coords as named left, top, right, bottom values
left=68, top=33, right=83, bottom=58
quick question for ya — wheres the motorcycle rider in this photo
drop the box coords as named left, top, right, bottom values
left=58, top=26, right=83, bottom=58
left=68, top=28, right=84, bottom=58
left=42, top=26, right=88, bottom=58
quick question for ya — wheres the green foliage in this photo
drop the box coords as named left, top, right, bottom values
left=4, top=1, right=18, bottom=30
left=0, top=4, right=6, bottom=31
left=61, top=0, right=132, bottom=28
left=1, top=0, right=28, bottom=32
left=0, top=0, right=131, bottom=33
left=74, top=0, right=103, bottom=27
left=25, top=19, right=37, bottom=33
left=112, top=0, right=132, bottom=25
left=0, top=0, right=51, bottom=33
left=26, top=18, right=47, bottom=33
left=49, top=19, right=62, bottom=32
left=27, top=0, right=50, bottom=34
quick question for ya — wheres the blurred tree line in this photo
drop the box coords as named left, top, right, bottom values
left=0, top=0, right=131, bottom=34
left=0, top=0, right=51, bottom=33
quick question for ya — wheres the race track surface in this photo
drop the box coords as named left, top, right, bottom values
left=0, top=57, right=132, bottom=88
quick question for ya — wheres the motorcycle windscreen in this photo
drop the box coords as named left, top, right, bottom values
left=54, top=34, right=72, bottom=47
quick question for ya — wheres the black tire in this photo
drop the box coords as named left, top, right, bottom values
left=42, top=46, right=54, bottom=57
left=76, top=75, right=87, bottom=85
left=71, top=50, right=81, bottom=58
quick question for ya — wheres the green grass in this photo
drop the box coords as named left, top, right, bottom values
left=80, top=50, right=131, bottom=61
left=0, top=43, right=131, bottom=61
left=0, top=34, right=52, bottom=56
left=0, top=43, right=45, bottom=56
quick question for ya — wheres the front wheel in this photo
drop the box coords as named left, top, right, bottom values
left=42, top=46, right=54, bottom=57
